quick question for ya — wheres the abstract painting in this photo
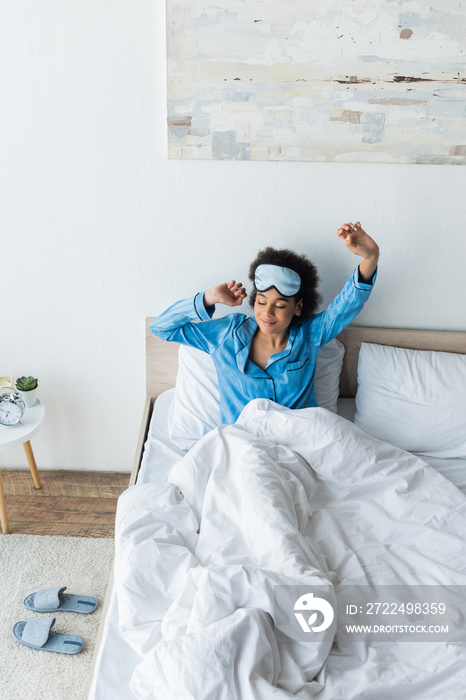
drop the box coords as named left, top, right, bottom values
left=166, top=1, right=466, bottom=164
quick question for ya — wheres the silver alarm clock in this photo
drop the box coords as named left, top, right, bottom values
left=0, top=387, right=26, bottom=426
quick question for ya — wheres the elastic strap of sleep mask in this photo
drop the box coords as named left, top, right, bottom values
left=254, top=263, right=301, bottom=297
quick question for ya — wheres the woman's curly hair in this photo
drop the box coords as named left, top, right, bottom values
left=248, top=247, right=322, bottom=322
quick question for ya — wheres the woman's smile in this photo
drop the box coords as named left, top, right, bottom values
left=254, top=287, right=302, bottom=339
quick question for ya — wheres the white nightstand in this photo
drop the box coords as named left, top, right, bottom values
left=0, top=400, right=45, bottom=534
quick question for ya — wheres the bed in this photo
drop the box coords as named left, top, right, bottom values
left=86, top=320, right=466, bottom=700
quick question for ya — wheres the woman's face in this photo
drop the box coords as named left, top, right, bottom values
left=254, top=288, right=303, bottom=337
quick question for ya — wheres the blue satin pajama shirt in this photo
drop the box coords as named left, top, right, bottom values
left=150, top=267, right=376, bottom=424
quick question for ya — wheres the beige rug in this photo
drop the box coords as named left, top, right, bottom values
left=0, top=534, right=114, bottom=700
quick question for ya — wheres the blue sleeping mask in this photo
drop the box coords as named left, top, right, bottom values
left=254, top=264, right=301, bottom=298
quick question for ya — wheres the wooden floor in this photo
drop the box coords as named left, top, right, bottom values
left=2, top=469, right=130, bottom=538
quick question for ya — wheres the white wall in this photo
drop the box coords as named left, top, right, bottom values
left=2, top=1, right=466, bottom=471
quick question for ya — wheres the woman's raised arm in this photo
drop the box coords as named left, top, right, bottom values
left=337, top=221, right=379, bottom=282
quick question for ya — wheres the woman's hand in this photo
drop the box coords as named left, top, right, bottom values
left=204, top=281, right=247, bottom=308
left=337, top=221, right=379, bottom=281
left=337, top=222, right=379, bottom=259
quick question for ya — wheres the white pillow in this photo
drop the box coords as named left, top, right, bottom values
left=168, top=339, right=345, bottom=450
left=354, top=342, right=466, bottom=459
left=314, top=338, right=345, bottom=413
left=168, top=345, right=220, bottom=450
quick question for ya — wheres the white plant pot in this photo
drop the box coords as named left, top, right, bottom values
left=18, top=388, right=38, bottom=408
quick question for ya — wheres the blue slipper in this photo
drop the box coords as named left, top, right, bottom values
left=24, top=586, right=98, bottom=614
left=13, top=617, right=84, bottom=654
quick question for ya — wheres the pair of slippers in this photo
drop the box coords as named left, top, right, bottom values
left=13, top=586, right=98, bottom=655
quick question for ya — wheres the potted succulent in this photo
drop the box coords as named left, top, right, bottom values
left=15, top=376, right=39, bottom=408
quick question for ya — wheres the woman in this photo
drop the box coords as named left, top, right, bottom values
left=151, top=221, right=379, bottom=424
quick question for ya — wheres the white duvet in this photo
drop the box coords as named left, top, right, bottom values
left=114, top=400, right=466, bottom=699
